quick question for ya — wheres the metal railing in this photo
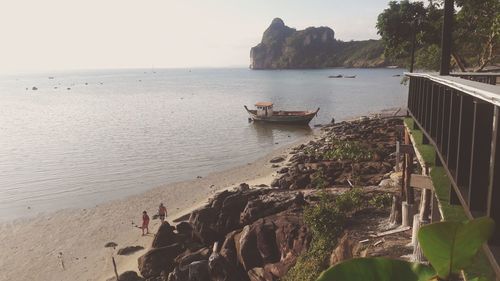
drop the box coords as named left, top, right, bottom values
left=406, top=72, right=500, bottom=277
left=450, top=72, right=499, bottom=85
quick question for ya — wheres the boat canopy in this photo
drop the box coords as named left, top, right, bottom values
left=255, top=102, right=273, bottom=108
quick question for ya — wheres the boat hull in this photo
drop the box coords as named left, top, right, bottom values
left=244, top=107, right=319, bottom=125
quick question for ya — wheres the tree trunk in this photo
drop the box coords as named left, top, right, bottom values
left=475, top=32, right=496, bottom=72
left=451, top=52, right=466, bottom=72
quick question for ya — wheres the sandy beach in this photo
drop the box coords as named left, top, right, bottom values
left=0, top=134, right=316, bottom=281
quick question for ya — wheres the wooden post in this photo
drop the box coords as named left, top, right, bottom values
left=402, top=202, right=415, bottom=227
left=395, top=141, right=400, bottom=172
left=389, top=195, right=402, bottom=226
left=401, top=153, right=407, bottom=199
left=402, top=133, right=415, bottom=227
left=412, top=214, right=425, bottom=262
left=405, top=153, right=415, bottom=204
left=112, top=256, right=119, bottom=281
left=419, top=189, right=432, bottom=221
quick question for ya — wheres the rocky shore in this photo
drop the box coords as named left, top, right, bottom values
left=117, top=116, right=410, bottom=281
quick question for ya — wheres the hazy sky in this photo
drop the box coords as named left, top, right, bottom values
left=0, top=0, right=394, bottom=72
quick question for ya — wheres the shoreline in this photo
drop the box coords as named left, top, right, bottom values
left=0, top=107, right=404, bottom=281
left=0, top=131, right=318, bottom=281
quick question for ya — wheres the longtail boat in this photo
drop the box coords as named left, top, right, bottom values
left=244, top=102, right=319, bottom=125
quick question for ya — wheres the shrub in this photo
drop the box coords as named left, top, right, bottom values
left=335, top=188, right=364, bottom=212
left=368, top=192, right=393, bottom=209
left=284, top=189, right=365, bottom=281
left=311, top=169, right=327, bottom=189
left=323, top=140, right=372, bottom=162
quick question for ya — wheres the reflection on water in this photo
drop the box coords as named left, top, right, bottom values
left=251, top=122, right=313, bottom=145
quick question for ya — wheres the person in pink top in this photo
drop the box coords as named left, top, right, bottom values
left=141, top=211, right=150, bottom=236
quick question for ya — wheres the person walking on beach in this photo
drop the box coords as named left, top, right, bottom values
left=141, top=211, right=150, bottom=236
left=158, top=203, right=167, bottom=223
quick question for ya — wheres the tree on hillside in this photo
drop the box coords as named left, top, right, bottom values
left=376, top=0, right=499, bottom=71
left=454, top=0, right=499, bottom=71
left=376, top=1, right=428, bottom=62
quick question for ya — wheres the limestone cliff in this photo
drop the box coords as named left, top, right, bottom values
left=250, top=18, right=388, bottom=69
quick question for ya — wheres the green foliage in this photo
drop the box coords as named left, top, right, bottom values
left=368, top=193, right=393, bottom=209
left=304, top=191, right=347, bottom=241
left=376, top=0, right=428, bottom=60
left=284, top=238, right=335, bottom=281
left=335, top=188, right=364, bottom=212
left=315, top=217, right=495, bottom=281
left=323, top=140, right=372, bottom=162
left=285, top=189, right=364, bottom=281
left=418, top=217, right=495, bottom=280
left=376, top=0, right=500, bottom=71
left=453, top=0, right=500, bottom=70
left=414, top=44, right=441, bottom=70
left=311, top=169, right=328, bottom=189
left=315, top=257, right=435, bottom=281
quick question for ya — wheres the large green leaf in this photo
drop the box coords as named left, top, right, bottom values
left=418, top=217, right=495, bottom=279
left=315, top=257, right=435, bottom=281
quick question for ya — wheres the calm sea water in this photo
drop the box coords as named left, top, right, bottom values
left=0, top=68, right=407, bottom=220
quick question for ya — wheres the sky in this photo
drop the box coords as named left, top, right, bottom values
left=0, top=0, right=395, bottom=72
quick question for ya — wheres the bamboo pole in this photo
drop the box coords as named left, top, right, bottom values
left=112, top=256, right=119, bottom=281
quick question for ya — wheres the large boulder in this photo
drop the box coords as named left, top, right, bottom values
left=189, top=207, right=221, bottom=245
left=254, top=221, right=280, bottom=264
left=220, top=230, right=240, bottom=265
left=138, top=243, right=184, bottom=279
left=152, top=222, right=177, bottom=248
left=235, top=210, right=310, bottom=279
left=176, top=222, right=193, bottom=236
left=208, top=252, right=249, bottom=281
left=247, top=267, right=268, bottom=281
left=189, top=189, right=271, bottom=245
left=238, top=225, right=263, bottom=271
left=175, top=247, right=211, bottom=268
left=216, top=192, right=250, bottom=232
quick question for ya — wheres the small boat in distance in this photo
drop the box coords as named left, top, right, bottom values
left=344, top=75, right=356, bottom=78
left=244, top=102, right=319, bottom=125
left=328, top=75, right=343, bottom=78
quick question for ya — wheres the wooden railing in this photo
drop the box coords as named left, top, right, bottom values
left=406, top=72, right=500, bottom=278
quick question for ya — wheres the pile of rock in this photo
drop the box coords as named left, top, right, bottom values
left=271, top=118, right=401, bottom=190
left=135, top=186, right=310, bottom=281
left=128, top=117, right=403, bottom=281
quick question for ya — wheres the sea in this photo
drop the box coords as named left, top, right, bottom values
left=0, top=68, right=407, bottom=220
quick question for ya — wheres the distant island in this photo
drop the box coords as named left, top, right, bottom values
left=250, top=18, right=392, bottom=69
